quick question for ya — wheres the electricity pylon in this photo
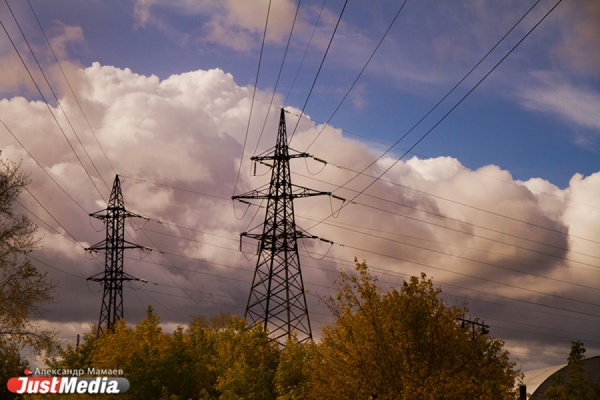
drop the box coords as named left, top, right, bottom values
left=86, top=175, right=146, bottom=337
left=233, top=108, right=332, bottom=345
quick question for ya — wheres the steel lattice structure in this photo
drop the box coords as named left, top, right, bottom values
left=233, top=108, right=329, bottom=344
left=86, top=175, right=145, bottom=337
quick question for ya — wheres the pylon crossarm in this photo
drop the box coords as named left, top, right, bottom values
left=235, top=184, right=329, bottom=201
left=241, top=230, right=322, bottom=242
left=297, top=231, right=335, bottom=245
left=89, top=209, right=111, bottom=218
left=87, top=274, right=141, bottom=283
left=122, top=239, right=150, bottom=250
left=85, top=240, right=109, bottom=252
left=86, top=271, right=106, bottom=281
left=120, top=271, right=145, bottom=282
left=232, top=184, right=271, bottom=200
left=240, top=232, right=264, bottom=241
left=251, top=151, right=312, bottom=163
left=290, top=184, right=330, bottom=198
left=89, top=209, right=146, bottom=221
left=120, top=211, right=146, bottom=220
left=295, top=231, right=318, bottom=240
left=232, top=191, right=269, bottom=200
left=251, top=158, right=273, bottom=173
left=84, top=242, right=147, bottom=252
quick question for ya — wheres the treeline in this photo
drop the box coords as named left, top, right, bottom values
left=23, top=261, right=521, bottom=400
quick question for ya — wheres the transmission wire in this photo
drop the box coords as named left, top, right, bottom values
left=231, top=0, right=272, bottom=197
left=288, top=0, right=349, bottom=143
left=307, top=0, right=562, bottom=231
left=252, top=0, right=303, bottom=156
left=304, top=0, right=409, bottom=152
left=26, top=0, right=117, bottom=175
left=3, top=0, right=109, bottom=195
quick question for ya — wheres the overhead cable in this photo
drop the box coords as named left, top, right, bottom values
left=306, top=0, right=563, bottom=230
left=231, top=0, right=273, bottom=197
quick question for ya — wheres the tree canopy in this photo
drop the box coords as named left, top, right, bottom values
left=0, top=158, right=56, bottom=399
left=41, top=308, right=282, bottom=400
left=32, top=260, right=521, bottom=400
left=305, top=260, right=520, bottom=400
left=545, top=340, right=600, bottom=400
left=0, top=159, right=56, bottom=350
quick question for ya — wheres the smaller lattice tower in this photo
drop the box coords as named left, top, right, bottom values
left=86, top=175, right=145, bottom=337
left=233, top=108, right=331, bottom=344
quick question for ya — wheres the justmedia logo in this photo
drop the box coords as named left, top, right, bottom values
left=6, top=369, right=130, bottom=394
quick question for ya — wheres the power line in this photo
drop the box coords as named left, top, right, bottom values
left=116, top=172, right=600, bottom=270
left=101, top=175, right=596, bottom=324
left=311, top=161, right=600, bottom=247
left=288, top=0, right=349, bottom=143
left=119, top=175, right=229, bottom=201
left=124, top=214, right=590, bottom=340
left=123, top=254, right=251, bottom=285
left=329, top=221, right=600, bottom=292
left=0, top=158, right=86, bottom=250
left=28, top=253, right=86, bottom=280
left=141, top=206, right=600, bottom=296
left=252, top=0, right=303, bottom=156
left=297, top=211, right=600, bottom=274
left=128, top=225, right=226, bottom=315
left=300, top=250, right=600, bottom=327
left=4, top=0, right=594, bottom=367
left=333, top=239, right=600, bottom=312
left=128, top=205, right=600, bottom=323
left=29, top=182, right=596, bottom=350
left=290, top=165, right=600, bottom=267
left=0, top=119, right=89, bottom=214
left=293, top=171, right=600, bottom=269
left=316, top=248, right=600, bottom=318
left=1, top=0, right=109, bottom=198
left=283, top=0, right=327, bottom=106
left=305, top=0, right=558, bottom=230
left=141, top=218, right=600, bottom=311
left=289, top=113, right=600, bottom=215
left=304, top=0, right=409, bottom=152
left=25, top=0, right=116, bottom=175
left=85, top=228, right=600, bottom=354
left=231, top=0, right=272, bottom=197
left=128, top=282, right=190, bottom=322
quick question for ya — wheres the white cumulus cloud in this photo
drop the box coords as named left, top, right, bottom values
left=0, top=63, right=598, bottom=371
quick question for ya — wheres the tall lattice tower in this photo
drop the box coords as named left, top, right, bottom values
left=233, top=108, right=330, bottom=344
left=86, top=175, right=145, bottom=337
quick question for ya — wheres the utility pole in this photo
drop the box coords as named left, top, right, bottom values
left=86, top=175, right=146, bottom=338
left=457, top=316, right=490, bottom=340
left=233, top=108, right=334, bottom=345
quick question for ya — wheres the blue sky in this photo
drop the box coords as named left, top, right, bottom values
left=20, top=0, right=600, bottom=186
left=1, top=0, right=599, bottom=373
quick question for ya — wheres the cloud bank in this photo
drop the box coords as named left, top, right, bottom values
left=0, top=63, right=598, bottom=371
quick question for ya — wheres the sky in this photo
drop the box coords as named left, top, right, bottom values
left=0, top=0, right=599, bottom=372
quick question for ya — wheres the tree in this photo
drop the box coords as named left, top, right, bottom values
left=32, top=261, right=523, bottom=399
left=206, top=315, right=280, bottom=400
left=0, top=341, right=28, bottom=399
left=307, top=260, right=520, bottom=400
left=545, top=340, right=600, bottom=400
left=44, top=310, right=284, bottom=400
left=44, top=307, right=178, bottom=400
left=274, top=335, right=315, bottom=400
left=0, top=159, right=56, bottom=356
